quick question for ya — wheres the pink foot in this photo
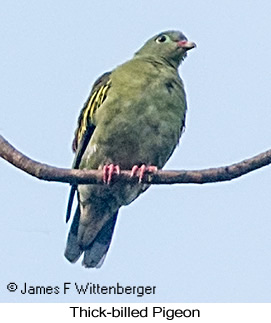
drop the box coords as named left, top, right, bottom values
left=103, top=164, right=120, bottom=184
left=130, top=164, right=158, bottom=183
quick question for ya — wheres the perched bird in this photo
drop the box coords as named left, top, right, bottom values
left=65, top=30, right=196, bottom=268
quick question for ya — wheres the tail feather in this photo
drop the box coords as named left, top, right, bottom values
left=64, top=207, right=118, bottom=268
left=66, top=185, right=77, bottom=223
left=64, top=206, right=83, bottom=263
left=82, top=211, right=118, bottom=268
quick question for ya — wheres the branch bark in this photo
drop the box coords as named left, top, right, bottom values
left=0, top=134, right=271, bottom=185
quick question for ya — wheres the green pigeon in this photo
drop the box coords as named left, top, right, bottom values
left=64, top=30, right=196, bottom=268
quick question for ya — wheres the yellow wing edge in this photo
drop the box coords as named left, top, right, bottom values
left=72, top=75, right=112, bottom=152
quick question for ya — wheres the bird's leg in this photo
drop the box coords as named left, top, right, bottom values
left=130, top=164, right=158, bottom=183
left=103, top=164, right=121, bottom=184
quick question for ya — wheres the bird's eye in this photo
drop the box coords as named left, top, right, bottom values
left=156, top=34, right=170, bottom=43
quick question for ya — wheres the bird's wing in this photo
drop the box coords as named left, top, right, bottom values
left=66, top=71, right=112, bottom=223
left=72, top=71, right=112, bottom=156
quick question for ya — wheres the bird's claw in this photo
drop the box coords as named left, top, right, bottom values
left=103, top=164, right=121, bottom=184
left=130, top=165, right=158, bottom=183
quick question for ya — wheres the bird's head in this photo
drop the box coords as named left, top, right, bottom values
left=135, top=30, right=196, bottom=68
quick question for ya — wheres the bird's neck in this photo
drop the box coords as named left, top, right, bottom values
left=134, top=54, right=180, bottom=70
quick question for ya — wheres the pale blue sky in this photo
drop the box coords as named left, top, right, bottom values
left=1, top=0, right=271, bottom=302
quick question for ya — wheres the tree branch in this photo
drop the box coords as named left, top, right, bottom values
left=0, top=134, right=271, bottom=185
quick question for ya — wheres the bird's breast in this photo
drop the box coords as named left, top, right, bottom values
left=83, top=60, right=186, bottom=170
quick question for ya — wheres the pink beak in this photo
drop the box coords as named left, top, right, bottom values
left=177, top=40, right=196, bottom=50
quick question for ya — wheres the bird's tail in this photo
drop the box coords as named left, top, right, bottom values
left=64, top=206, right=118, bottom=268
